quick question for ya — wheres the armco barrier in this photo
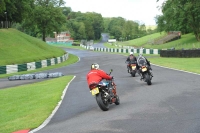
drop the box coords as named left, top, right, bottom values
left=93, top=47, right=160, bottom=55
left=0, top=53, right=68, bottom=75
left=80, top=44, right=160, bottom=55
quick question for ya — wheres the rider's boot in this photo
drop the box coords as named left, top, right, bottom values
left=140, top=74, right=144, bottom=81
left=150, top=71, right=153, bottom=77
left=127, top=66, right=129, bottom=73
left=112, top=85, right=117, bottom=96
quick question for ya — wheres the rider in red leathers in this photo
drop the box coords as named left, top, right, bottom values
left=86, top=63, right=116, bottom=95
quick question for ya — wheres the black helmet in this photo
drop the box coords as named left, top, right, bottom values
left=91, top=63, right=99, bottom=70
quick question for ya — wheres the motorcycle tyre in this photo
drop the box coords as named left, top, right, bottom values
left=131, top=71, right=136, bottom=77
left=115, top=95, right=120, bottom=105
left=96, top=92, right=109, bottom=111
left=145, top=73, right=152, bottom=85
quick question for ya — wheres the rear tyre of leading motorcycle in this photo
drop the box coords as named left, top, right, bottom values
left=144, top=73, right=152, bottom=85
left=96, top=92, right=109, bottom=111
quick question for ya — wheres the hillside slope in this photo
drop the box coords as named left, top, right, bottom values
left=0, top=28, right=65, bottom=65
left=118, top=32, right=166, bottom=47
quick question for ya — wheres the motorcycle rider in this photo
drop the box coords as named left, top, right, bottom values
left=137, top=54, right=153, bottom=80
left=125, top=52, right=138, bottom=73
left=86, top=63, right=116, bottom=95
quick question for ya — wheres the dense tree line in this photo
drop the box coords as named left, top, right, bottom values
left=0, top=0, right=67, bottom=41
left=0, top=0, right=157, bottom=41
left=156, top=0, right=200, bottom=41
left=66, top=13, right=157, bottom=41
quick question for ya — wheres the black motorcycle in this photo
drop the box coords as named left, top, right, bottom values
left=137, top=57, right=153, bottom=85
left=126, top=60, right=138, bottom=77
left=89, top=69, right=120, bottom=111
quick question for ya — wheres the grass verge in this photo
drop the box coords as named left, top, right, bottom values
left=0, top=75, right=74, bottom=133
left=149, top=57, right=200, bottom=74
left=50, top=45, right=86, bottom=50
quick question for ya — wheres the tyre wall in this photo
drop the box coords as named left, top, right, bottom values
left=0, top=53, right=68, bottom=74
left=160, top=49, right=200, bottom=57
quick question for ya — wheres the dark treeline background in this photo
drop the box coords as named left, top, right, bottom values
left=1, top=0, right=200, bottom=41
left=0, top=0, right=157, bottom=42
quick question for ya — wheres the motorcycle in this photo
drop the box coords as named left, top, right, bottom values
left=126, top=60, right=138, bottom=77
left=137, top=57, right=153, bottom=85
left=89, top=69, right=120, bottom=111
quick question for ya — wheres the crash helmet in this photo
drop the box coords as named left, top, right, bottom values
left=91, top=63, right=99, bottom=70
left=138, top=53, right=143, bottom=57
left=130, top=52, right=133, bottom=55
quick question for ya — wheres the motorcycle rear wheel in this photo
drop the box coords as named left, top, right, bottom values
left=96, top=92, right=109, bottom=111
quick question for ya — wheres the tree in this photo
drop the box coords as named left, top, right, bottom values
left=155, top=15, right=166, bottom=33
left=122, top=20, right=139, bottom=40
left=0, top=0, right=33, bottom=23
left=28, top=0, right=66, bottom=41
left=0, top=0, right=6, bottom=14
left=139, top=24, right=147, bottom=37
left=103, top=18, right=112, bottom=32
left=66, top=11, right=104, bottom=40
left=107, top=17, right=126, bottom=40
left=77, top=22, right=86, bottom=40
left=62, top=7, right=72, bottom=17
left=157, top=0, right=200, bottom=41
left=89, top=12, right=104, bottom=40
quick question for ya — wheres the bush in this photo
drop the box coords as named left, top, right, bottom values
left=72, top=43, right=80, bottom=46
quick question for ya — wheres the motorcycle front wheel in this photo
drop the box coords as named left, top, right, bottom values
left=144, top=73, right=152, bottom=85
left=96, top=92, right=110, bottom=111
left=131, top=70, right=136, bottom=77
left=115, top=95, right=120, bottom=105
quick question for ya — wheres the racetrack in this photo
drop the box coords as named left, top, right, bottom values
left=25, top=48, right=200, bottom=133
left=2, top=33, right=200, bottom=133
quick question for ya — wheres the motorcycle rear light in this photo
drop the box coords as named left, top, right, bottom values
left=89, top=84, right=97, bottom=90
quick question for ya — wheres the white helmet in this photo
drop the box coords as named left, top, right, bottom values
left=130, top=52, right=133, bottom=55
left=139, top=53, right=143, bottom=56
left=91, top=63, right=99, bottom=70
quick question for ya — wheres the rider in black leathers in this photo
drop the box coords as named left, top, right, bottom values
left=126, top=52, right=139, bottom=73
left=137, top=54, right=153, bottom=80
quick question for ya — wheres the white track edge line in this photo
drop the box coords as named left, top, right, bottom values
left=151, top=63, right=200, bottom=76
left=29, top=76, right=76, bottom=133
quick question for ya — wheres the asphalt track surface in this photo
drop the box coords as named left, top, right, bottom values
left=2, top=34, right=200, bottom=133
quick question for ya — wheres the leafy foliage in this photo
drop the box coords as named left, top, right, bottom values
left=156, top=0, right=200, bottom=41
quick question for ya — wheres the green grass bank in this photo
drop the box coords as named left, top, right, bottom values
left=0, top=28, right=65, bottom=65
left=111, top=32, right=200, bottom=50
